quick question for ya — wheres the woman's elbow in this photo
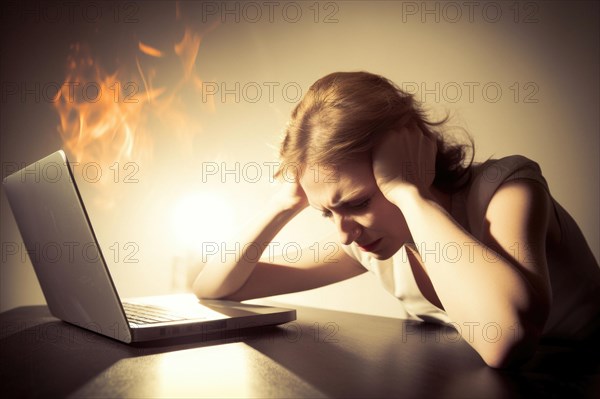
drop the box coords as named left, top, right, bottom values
left=192, top=285, right=212, bottom=300
left=479, top=325, right=541, bottom=369
left=192, top=277, right=227, bottom=300
left=480, top=295, right=550, bottom=368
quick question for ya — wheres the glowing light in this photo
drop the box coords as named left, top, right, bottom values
left=170, top=192, right=235, bottom=253
left=155, top=344, right=254, bottom=398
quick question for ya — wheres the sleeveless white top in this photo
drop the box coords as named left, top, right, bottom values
left=342, top=155, right=600, bottom=339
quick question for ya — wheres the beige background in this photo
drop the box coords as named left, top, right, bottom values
left=1, top=1, right=598, bottom=316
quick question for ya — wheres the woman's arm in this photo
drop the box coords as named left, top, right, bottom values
left=373, top=127, right=551, bottom=368
left=193, top=182, right=365, bottom=300
left=221, top=245, right=366, bottom=301
left=389, top=181, right=551, bottom=368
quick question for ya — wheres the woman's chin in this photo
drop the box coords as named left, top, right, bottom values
left=370, top=240, right=404, bottom=260
left=368, top=246, right=395, bottom=260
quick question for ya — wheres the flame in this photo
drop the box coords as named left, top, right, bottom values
left=139, top=42, right=165, bottom=58
left=53, top=25, right=213, bottom=167
left=175, top=29, right=201, bottom=81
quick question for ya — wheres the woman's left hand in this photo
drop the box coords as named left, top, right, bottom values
left=372, top=124, right=437, bottom=201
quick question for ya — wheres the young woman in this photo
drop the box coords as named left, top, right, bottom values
left=193, top=71, right=600, bottom=368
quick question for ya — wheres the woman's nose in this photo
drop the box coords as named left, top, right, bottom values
left=334, top=214, right=361, bottom=245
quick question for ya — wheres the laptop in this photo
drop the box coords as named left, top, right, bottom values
left=2, top=150, right=296, bottom=343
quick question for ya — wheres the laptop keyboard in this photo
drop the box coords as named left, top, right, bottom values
left=122, top=302, right=189, bottom=325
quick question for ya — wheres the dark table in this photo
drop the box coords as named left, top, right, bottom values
left=1, top=304, right=598, bottom=398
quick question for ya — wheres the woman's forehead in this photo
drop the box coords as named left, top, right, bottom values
left=300, top=158, right=375, bottom=203
left=302, top=158, right=372, bottom=183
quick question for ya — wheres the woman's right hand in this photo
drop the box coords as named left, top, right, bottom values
left=372, top=125, right=437, bottom=202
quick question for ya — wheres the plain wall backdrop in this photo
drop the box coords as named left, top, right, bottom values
left=1, top=0, right=598, bottom=316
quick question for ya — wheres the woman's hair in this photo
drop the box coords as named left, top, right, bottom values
left=275, top=71, right=474, bottom=192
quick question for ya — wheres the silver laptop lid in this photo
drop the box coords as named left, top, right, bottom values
left=3, top=150, right=132, bottom=343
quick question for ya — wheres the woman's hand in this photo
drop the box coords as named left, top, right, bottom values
left=269, top=178, right=309, bottom=211
left=372, top=125, right=437, bottom=201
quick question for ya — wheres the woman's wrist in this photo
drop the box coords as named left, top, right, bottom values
left=268, top=193, right=306, bottom=212
left=386, top=184, right=426, bottom=210
left=266, top=195, right=307, bottom=224
left=268, top=182, right=309, bottom=213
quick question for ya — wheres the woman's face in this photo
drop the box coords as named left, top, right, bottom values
left=299, top=157, right=410, bottom=260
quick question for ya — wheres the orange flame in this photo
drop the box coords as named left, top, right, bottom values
left=53, top=25, right=213, bottom=167
left=139, top=42, right=164, bottom=58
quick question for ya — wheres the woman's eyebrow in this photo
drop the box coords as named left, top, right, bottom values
left=308, top=202, right=326, bottom=212
left=308, top=190, right=371, bottom=212
left=330, top=193, right=370, bottom=210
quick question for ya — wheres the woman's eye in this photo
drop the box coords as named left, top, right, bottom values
left=354, top=199, right=370, bottom=209
left=320, top=199, right=369, bottom=219
left=321, top=210, right=333, bottom=219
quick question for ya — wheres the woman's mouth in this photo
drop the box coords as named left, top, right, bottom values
left=357, top=238, right=382, bottom=252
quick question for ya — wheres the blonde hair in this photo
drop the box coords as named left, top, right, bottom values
left=275, top=71, right=473, bottom=192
